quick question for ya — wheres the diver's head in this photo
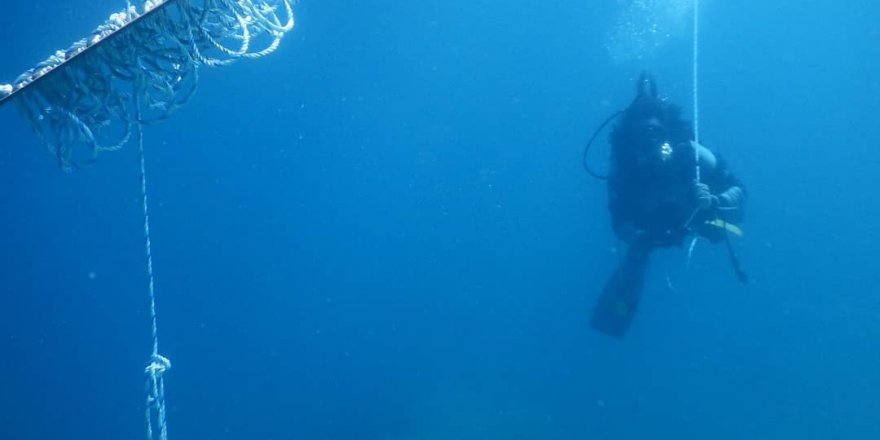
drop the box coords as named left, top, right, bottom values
left=627, top=72, right=668, bottom=123
left=621, top=103, right=672, bottom=160
left=635, top=71, right=658, bottom=101
left=636, top=117, right=666, bottom=148
left=610, top=72, right=693, bottom=165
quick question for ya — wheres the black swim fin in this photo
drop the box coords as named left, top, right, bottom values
left=590, top=243, right=652, bottom=337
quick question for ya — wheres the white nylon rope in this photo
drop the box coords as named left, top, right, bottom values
left=692, top=0, right=701, bottom=183
left=135, top=90, right=171, bottom=440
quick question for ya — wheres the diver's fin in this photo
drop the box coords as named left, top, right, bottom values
left=590, top=244, right=652, bottom=337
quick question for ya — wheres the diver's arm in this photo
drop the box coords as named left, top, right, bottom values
left=691, top=141, right=718, bottom=171
left=691, top=141, right=745, bottom=209
left=697, top=165, right=746, bottom=225
left=695, top=181, right=744, bottom=210
left=715, top=185, right=745, bottom=224
left=717, top=186, right=744, bottom=209
left=694, top=165, right=746, bottom=227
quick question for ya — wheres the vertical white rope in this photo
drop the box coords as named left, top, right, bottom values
left=692, top=0, right=701, bottom=183
left=139, top=124, right=159, bottom=363
left=136, top=91, right=171, bottom=440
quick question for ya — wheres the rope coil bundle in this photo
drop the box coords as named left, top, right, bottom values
left=0, top=0, right=295, bottom=170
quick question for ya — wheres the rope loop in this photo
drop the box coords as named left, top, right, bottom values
left=145, top=354, right=172, bottom=377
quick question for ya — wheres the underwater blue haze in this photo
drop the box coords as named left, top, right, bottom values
left=1, top=0, right=879, bottom=439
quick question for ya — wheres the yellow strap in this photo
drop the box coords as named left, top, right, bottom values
left=705, top=219, right=744, bottom=237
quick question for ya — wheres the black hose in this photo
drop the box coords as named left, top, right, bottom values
left=582, top=110, right=623, bottom=180
left=723, top=225, right=749, bottom=284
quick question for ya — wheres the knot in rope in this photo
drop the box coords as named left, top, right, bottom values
left=145, top=354, right=172, bottom=377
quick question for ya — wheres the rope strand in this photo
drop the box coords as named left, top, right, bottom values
left=692, top=0, right=701, bottom=183
left=136, top=89, right=171, bottom=440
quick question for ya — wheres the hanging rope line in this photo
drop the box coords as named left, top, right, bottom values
left=684, top=0, right=702, bottom=268
left=0, top=2, right=298, bottom=440
left=692, top=0, right=701, bottom=183
left=135, top=89, right=171, bottom=440
left=686, top=0, right=747, bottom=282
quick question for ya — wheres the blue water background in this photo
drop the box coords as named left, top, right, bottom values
left=1, top=1, right=879, bottom=438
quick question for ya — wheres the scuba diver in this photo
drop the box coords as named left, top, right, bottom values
left=587, top=72, right=747, bottom=337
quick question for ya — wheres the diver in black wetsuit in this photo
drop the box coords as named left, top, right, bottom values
left=590, top=72, right=746, bottom=337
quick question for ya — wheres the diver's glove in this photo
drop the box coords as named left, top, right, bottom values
left=694, top=182, right=719, bottom=210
